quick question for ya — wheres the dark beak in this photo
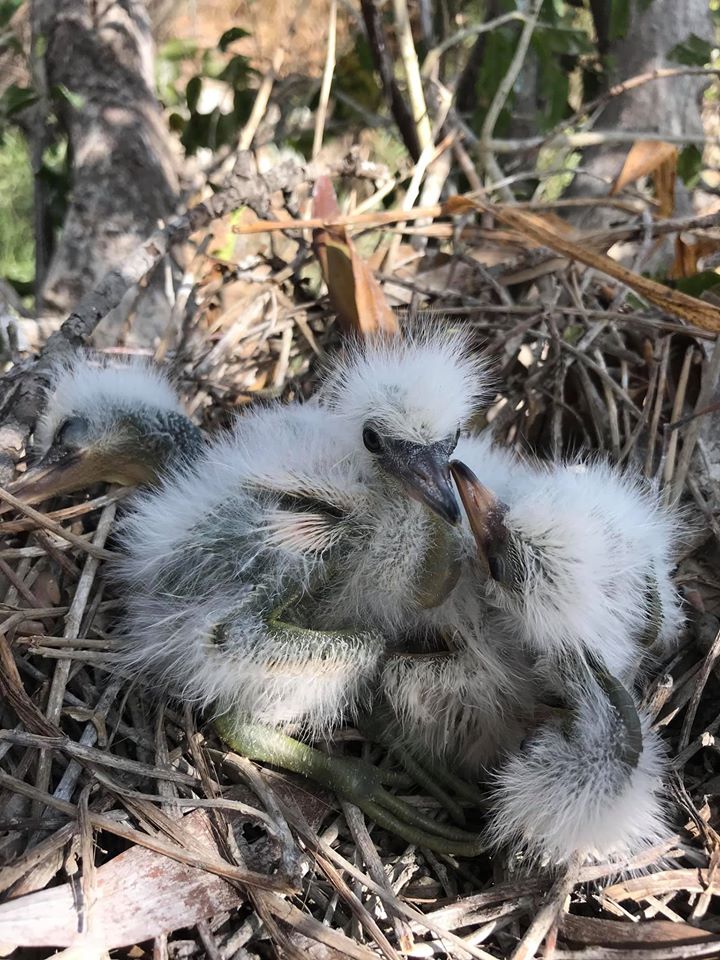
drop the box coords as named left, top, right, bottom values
left=387, top=441, right=461, bottom=525
left=7, top=450, right=99, bottom=506
left=450, top=459, right=508, bottom=574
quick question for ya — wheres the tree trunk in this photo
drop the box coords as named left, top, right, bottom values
left=32, top=0, right=178, bottom=327
left=568, top=0, right=712, bottom=227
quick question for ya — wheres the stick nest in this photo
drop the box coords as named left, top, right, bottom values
left=1, top=159, right=719, bottom=960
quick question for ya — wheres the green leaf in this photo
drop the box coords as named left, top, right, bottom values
left=181, top=109, right=214, bottom=153
left=0, top=0, right=22, bottom=28
left=0, top=83, right=37, bottom=117
left=33, top=32, right=47, bottom=58
left=531, top=28, right=581, bottom=130
left=218, top=54, right=252, bottom=87
left=669, top=33, right=713, bottom=66
left=53, top=84, right=85, bottom=110
left=168, top=112, right=186, bottom=133
left=200, top=49, right=226, bottom=79
left=563, top=323, right=584, bottom=345
left=672, top=271, right=720, bottom=297
left=215, top=111, right=241, bottom=145
left=534, top=25, right=593, bottom=57
left=474, top=26, right=515, bottom=133
left=608, top=0, right=631, bottom=40
left=677, top=145, right=703, bottom=187
left=232, top=87, right=253, bottom=125
left=160, top=38, right=198, bottom=61
left=218, top=26, right=249, bottom=52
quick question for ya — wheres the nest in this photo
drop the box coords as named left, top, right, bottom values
left=0, top=154, right=719, bottom=960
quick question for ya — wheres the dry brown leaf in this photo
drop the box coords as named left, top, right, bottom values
left=653, top=149, right=677, bottom=218
left=610, top=140, right=678, bottom=197
left=443, top=196, right=720, bottom=332
left=670, top=232, right=720, bottom=280
left=672, top=235, right=702, bottom=280
left=311, top=176, right=398, bottom=337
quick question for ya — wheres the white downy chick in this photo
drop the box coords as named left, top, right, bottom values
left=451, top=446, right=684, bottom=866
left=454, top=449, right=684, bottom=680
left=116, top=327, right=492, bottom=735
left=116, top=401, right=384, bottom=735
left=111, top=328, right=506, bottom=853
left=12, top=352, right=202, bottom=502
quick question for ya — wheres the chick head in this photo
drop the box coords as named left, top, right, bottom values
left=12, top=355, right=200, bottom=503
left=324, top=327, right=490, bottom=525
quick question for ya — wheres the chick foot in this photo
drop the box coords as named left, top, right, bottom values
left=215, top=714, right=487, bottom=856
left=356, top=699, right=487, bottom=827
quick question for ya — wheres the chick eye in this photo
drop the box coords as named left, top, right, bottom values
left=362, top=426, right=383, bottom=454
left=55, top=416, right=89, bottom=449
left=488, top=554, right=505, bottom=583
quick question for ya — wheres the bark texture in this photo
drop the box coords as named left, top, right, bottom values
left=569, top=0, right=712, bottom=222
left=33, top=0, right=178, bottom=315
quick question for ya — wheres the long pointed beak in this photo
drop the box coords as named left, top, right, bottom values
left=389, top=444, right=461, bottom=525
left=7, top=450, right=99, bottom=506
left=450, top=459, right=508, bottom=574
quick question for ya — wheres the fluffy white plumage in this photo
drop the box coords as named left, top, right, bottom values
left=34, top=352, right=186, bottom=458
left=116, top=404, right=375, bottom=732
left=486, top=688, right=668, bottom=865
left=446, top=433, right=683, bottom=863
left=25, top=330, right=685, bottom=866
left=321, top=327, right=490, bottom=444
left=380, top=629, right=530, bottom=775
left=117, top=327, right=490, bottom=735
left=467, top=453, right=684, bottom=681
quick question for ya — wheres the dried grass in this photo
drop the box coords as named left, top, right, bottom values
left=1, top=134, right=720, bottom=960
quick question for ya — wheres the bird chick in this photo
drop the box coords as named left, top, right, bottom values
left=451, top=451, right=684, bottom=681
left=452, top=454, right=682, bottom=865
left=12, top=353, right=202, bottom=503
left=116, top=327, right=491, bottom=730
left=116, top=401, right=380, bottom=733
left=314, top=328, right=486, bottom=630
left=112, top=328, right=493, bottom=853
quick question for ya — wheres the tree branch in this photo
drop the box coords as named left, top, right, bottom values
left=359, top=0, right=422, bottom=161
left=391, top=0, right=432, bottom=153
left=477, top=0, right=545, bottom=200
left=0, top=153, right=311, bottom=472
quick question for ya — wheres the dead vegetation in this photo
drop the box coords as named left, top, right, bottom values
left=1, top=13, right=720, bottom=959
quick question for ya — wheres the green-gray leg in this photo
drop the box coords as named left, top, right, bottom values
left=561, top=652, right=643, bottom=771
left=585, top=655, right=643, bottom=769
left=358, top=699, right=488, bottom=824
left=215, top=714, right=487, bottom=856
left=212, top=598, right=486, bottom=855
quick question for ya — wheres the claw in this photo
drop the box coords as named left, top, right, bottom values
left=216, top=714, right=487, bottom=856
